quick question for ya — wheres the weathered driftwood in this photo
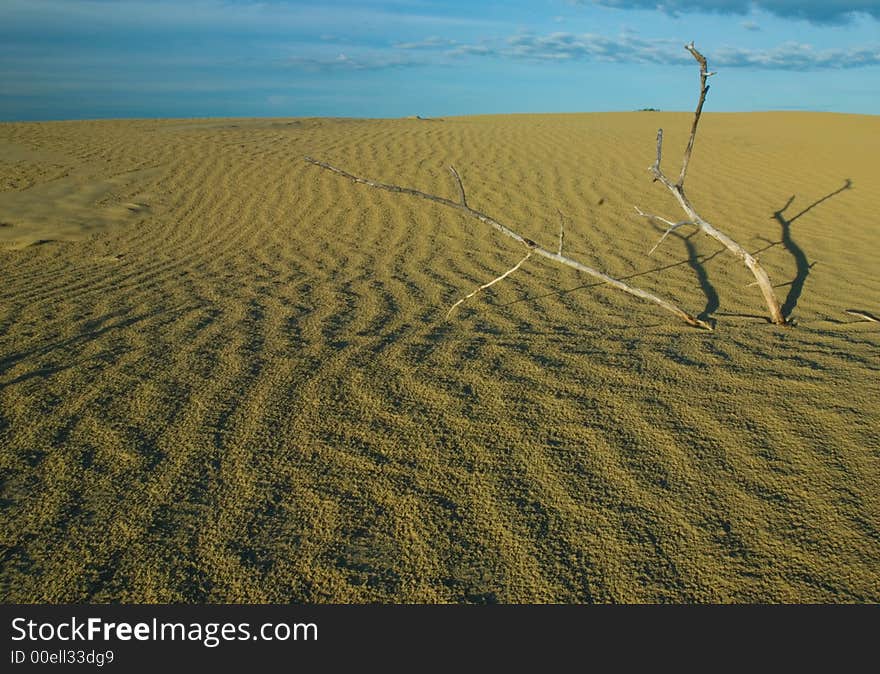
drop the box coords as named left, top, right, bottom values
left=304, top=156, right=713, bottom=330
left=556, top=209, right=566, bottom=256
left=844, top=309, right=879, bottom=324
left=637, top=42, right=787, bottom=326
left=446, top=250, right=532, bottom=318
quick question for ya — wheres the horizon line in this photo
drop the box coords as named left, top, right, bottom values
left=3, top=109, right=878, bottom=124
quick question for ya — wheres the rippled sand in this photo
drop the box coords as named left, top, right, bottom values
left=1, top=112, right=878, bottom=602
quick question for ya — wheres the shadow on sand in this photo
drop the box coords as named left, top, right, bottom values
left=501, top=243, right=726, bottom=318
left=506, top=180, right=854, bottom=327
left=769, top=179, right=853, bottom=319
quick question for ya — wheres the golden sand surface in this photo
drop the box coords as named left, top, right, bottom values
left=0, top=112, right=878, bottom=602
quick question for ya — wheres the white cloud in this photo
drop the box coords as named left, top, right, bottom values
left=438, top=33, right=880, bottom=70
left=446, top=44, right=494, bottom=57
left=284, top=51, right=419, bottom=71
left=714, top=41, right=880, bottom=68
left=394, top=36, right=458, bottom=49
left=578, top=1, right=880, bottom=24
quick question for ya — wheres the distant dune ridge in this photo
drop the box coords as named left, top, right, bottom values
left=0, top=112, right=878, bottom=602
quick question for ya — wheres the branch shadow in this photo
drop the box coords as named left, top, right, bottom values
left=500, top=246, right=727, bottom=310
left=651, top=225, right=719, bottom=323
left=505, top=178, right=853, bottom=322
left=770, top=179, right=852, bottom=319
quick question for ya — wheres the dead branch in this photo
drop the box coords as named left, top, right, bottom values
left=556, top=209, right=565, bottom=256
left=304, top=156, right=713, bottom=330
left=449, top=166, right=468, bottom=208
left=446, top=251, right=532, bottom=318
left=634, top=207, right=695, bottom=255
left=678, top=42, right=715, bottom=188
left=637, top=42, right=786, bottom=326
left=844, top=309, right=879, bottom=324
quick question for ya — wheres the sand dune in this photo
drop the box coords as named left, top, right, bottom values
left=0, top=112, right=878, bottom=602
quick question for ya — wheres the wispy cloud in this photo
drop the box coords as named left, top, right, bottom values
left=438, top=32, right=880, bottom=70
left=503, top=32, right=691, bottom=64
left=446, top=44, right=495, bottom=57
left=713, top=41, right=880, bottom=68
left=577, top=1, right=880, bottom=24
left=284, top=52, right=420, bottom=71
left=394, top=36, right=458, bottom=50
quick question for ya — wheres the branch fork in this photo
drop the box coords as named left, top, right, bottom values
left=636, top=43, right=786, bottom=326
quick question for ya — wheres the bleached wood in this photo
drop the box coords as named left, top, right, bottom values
left=557, top=209, right=565, bottom=256
left=449, top=165, right=468, bottom=207
left=678, top=42, right=715, bottom=188
left=304, top=156, right=713, bottom=330
left=844, top=309, right=879, bottom=324
left=446, top=251, right=532, bottom=318
left=638, top=43, right=786, bottom=326
left=634, top=207, right=695, bottom=255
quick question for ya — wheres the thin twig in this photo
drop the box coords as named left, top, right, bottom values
left=305, top=156, right=713, bottom=330
left=652, top=128, right=664, bottom=176
left=557, top=209, right=565, bottom=256
left=634, top=207, right=695, bottom=255
left=844, top=309, right=879, bottom=323
left=446, top=251, right=532, bottom=319
left=449, top=166, right=468, bottom=207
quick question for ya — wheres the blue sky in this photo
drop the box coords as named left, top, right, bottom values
left=1, top=1, right=878, bottom=120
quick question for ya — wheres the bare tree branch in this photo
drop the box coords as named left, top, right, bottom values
left=446, top=251, right=532, bottom=319
left=678, top=41, right=715, bottom=188
left=634, top=207, right=695, bottom=255
left=638, top=43, right=786, bottom=326
left=449, top=165, right=468, bottom=207
left=556, top=209, right=565, bottom=256
left=305, top=156, right=713, bottom=330
left=844, top=309, right=879, bottom=324
left=652, top=128, right=664, bottom=177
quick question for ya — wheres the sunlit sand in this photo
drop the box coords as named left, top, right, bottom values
left=1, top=112, right=877, bottom=602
